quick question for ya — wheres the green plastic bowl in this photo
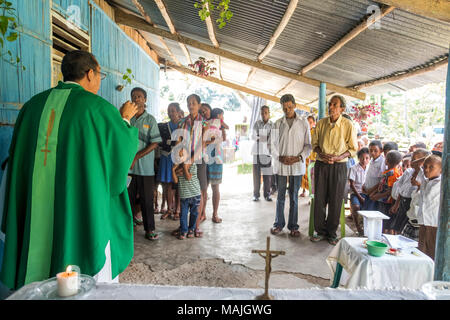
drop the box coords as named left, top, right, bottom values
left=366, top=241, right=388, bottom=257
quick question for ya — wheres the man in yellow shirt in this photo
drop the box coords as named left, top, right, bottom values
left=310, top=95, right=357, bottom=245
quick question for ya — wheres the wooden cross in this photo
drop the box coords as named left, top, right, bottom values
left=252, top=236, right=285, bottom=300
left=41, top=109, right=55, bottom=166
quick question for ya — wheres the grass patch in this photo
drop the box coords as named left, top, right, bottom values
left=237, top=163, right=252, bottom=175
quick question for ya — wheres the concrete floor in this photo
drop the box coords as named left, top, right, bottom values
left=123, top=164, right=357, bottom=289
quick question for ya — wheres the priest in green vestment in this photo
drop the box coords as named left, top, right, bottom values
left=0, top=50, right=139, bottom=290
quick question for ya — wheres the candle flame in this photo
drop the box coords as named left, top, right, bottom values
left=66, top=265, right=72, bottom=273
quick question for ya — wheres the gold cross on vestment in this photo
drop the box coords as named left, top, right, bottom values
left=41, top=109, right=55, bottom=166
left=252, top=236, right=285, bottom=300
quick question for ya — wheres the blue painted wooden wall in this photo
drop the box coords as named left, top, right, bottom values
left=0, top=0, right=160, bottom=181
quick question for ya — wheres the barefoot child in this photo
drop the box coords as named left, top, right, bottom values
left=171, top=149, right=201, bottom=240
left=348, top=147, right=370, bottom=236
left=414, top=154, right=442, bottom=260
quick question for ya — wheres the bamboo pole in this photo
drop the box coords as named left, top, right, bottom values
left=301, top=6, right=395, bottom=74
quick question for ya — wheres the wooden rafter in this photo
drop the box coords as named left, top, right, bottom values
left=130, top=0, right=181, bottom=66
left=167, top=63, right=310, bottom=111
left=301, top=5, right=395, bottom=75
left=274, top=5, right=394, bottom=98
left=247, top=0, right=299, bottom=86
left=258, top=0, right=299, bottom=62
left=351, top=57, right=449, bottom=90
left=375, top=0, right=450, bottom=23
left=153, top=0, right=192, bottom=64
left=113, top=9, right=366, bottom=100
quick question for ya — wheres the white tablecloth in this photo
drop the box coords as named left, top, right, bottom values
left=326, top=237, right=434, bottom=290
left=7, top=282, right=430, bottom=300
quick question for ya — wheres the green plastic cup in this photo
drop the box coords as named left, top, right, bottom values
left=366, top=240, right=388, bottom=257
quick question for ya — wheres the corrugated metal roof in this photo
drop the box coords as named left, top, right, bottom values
left=107, top=0, right=449, bottom=99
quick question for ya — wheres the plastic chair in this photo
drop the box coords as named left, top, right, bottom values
left=308, top=162, right=346, bottom=238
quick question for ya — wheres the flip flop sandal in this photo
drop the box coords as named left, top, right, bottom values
left=290, top=230, right=301, bottom=237
left=270, top=227, right=282, bottom=235
left=310, top=234, right=326, bottom=242
left=212, top=216, right=222, bottom=223
left=171, top=213, right=180, bottom=220
left=194, top=229, right=203, bottom=238
left=145, top=232, right=159, bottom=241
left=187, top=230, right=195, bottom=238
left=327, top=237, right=339, bottom=246
left=178, top=233, right=187, bottom=240
left=133, top=218, right=143, bottom=225
left=160, top=212, right=171, bottom=220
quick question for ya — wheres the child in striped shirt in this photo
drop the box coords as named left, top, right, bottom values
left=172, top=149, right=202, bottom=240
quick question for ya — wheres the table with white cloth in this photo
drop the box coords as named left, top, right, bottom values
left=7, top=282, right=430, bottom=300
left=326, top=237, right=434, bottom=290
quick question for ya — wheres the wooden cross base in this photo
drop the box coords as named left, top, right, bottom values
left=252, top=236, right=285, bottom=300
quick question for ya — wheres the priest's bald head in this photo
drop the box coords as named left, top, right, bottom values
left=61, top=50, right=104, bottom=94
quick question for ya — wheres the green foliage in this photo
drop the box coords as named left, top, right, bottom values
left=363, top=82, right=445, bottom=145
left=0, top=0, right=25, bottom=70
left=194, top=0, right=233, bottom=29
left=237, top=163, right=252, bottom=175
left=122, top=68, right=135, bottom=85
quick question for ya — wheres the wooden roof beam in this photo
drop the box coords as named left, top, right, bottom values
left=153, top=0, right=192, bottom=64
left=351, top=56, right=449, bottom=90
left=258, top=0, right=299, bottom=61
left=375, top=0, right=450, bottom=23
left=130, top=0, right=181, bottom=66
left=301, top=5, right=395, bottom=75
left=113, top=9, right=366, bottom=100
left=247, top=0, right=299, bottom=86
left=167, top=63, right=310, bottom=111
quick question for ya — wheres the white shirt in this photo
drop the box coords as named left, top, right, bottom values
left=415, top=175, right=441, bottom=227
left=270, top=114, right=311, bottom=176
left=392, top=168, right=424, bottom=200
left=363, top=155, right=386, bottom=190
left=251, top=119, right=274, bottom=156
left=348, top=163, right=368, bottom=194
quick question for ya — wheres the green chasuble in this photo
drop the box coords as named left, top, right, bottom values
left=0, top=82, right=138, bottom=289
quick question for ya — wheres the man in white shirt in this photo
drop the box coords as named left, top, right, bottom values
left=251, top=106, right=274, bottom=201
left=270, top=94, right=311, bottom=237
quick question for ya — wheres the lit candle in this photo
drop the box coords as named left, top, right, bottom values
left=56, top=265, right=79, bottom=297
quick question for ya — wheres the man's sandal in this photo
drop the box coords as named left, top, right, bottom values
left=270, top=227, right=282, bottom=235
left=145, top=232, right=159, bottom=241
left=178, top=233, right=187, bottom=240
left=187, top=230, right=195, bottom=238
left=171, top=228, right=181, bottom=237
left=310, top=234, right=326, bottom=242
left=160, top=211, right=171, bottom=220
left=289, top=230, right=301, bottom=237
left=327, top=237, right=339, bottom=246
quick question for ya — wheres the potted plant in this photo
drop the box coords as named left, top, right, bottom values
left=188, top=57, right=216, bottom=77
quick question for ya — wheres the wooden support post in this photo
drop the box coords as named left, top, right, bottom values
left=319, top=82, right=326, bottom=120
left=435, top=49, right=450, bottom=281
